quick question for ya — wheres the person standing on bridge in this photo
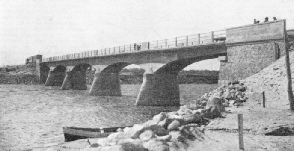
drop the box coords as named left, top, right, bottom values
left=134, top=43, right=137, bottom=51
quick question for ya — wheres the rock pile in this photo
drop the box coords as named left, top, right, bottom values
left=0, top=73, right=39, bottom=84
left=196, top=81, right=248, bottom=116
left=81, top=105, right=209, bottom=151
left=80, top=81, right=249, bottom=151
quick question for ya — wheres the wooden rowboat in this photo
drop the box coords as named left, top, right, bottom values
left=63, top=126, right=131, bottom=142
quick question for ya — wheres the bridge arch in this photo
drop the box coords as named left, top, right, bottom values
left=89, top=62, right=137, bottom=96
left=45, top=65, right=66, bottom=86
left=154, top=54, right=221, bottom=75
left=61, top=63, right=93, bottom=90
left=101, top=62, right=131, bottom=74
left=136, top=54, right=221, bottom=106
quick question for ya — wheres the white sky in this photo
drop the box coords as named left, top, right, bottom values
left=1, top=0, right=294, bottom=70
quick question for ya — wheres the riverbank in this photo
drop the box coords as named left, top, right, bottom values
left=0, top=84, right=217, bottom=151
left=35, top=97, right=294, bottom=151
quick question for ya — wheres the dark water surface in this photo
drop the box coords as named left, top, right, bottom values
left=0, top=84, right=217, bottom=151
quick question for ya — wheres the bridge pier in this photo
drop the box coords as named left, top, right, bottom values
left=61, top=71, right=72, bottom=90
left=44, top=71, right=55, bottom=86
left=89, top=72, right=121, bottom=96
left=45, top=70, right=66, bottom=87
left=135, top=73, right=180, bottom=106
left=60, top=70, right=88, bottom=90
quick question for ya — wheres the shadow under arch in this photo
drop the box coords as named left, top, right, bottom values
left=63, top=63, right=92, bottom=90
left=154, top=53, right=221, bottom=75
left=39, top=64, right=50, bottom=84
left=50, top=65, right=66, bottom=86
left=101, top=62, right=131, bottom=73
left=53, top=65, right=66, bottom=73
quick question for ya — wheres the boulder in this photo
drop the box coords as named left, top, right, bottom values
left=182, top=113, right=202, bottom=124
left=143, top=139, right=170, bottom=151
left=144, top=124, right=169, bottom=136
left=167, top=120, right=181, bottom=131
left=158, top=118, right=168, bottom=128
left=201, top=101, right=207, bottom=106
left=107, top=132, right=127, bottom=140
left=206, top=97, right=222, bottom=110
left=204, top=105, right=222, bottom=119
left=80, top=147, right=101, bottom=151
left=98, top=142, right=146, bottom=151
left=177, top=105, right=193, bottom=116
left=167, top=142, right=186, bottom=151
left=117, top=138, right=142, bottom=146
left=169, top=131, right=185, bottom=142
left=123, top=124, right=144, bottom=139
left=204, top=97, right=223, bottom=119
left=139, top=130, right=155, bottom=141
left=152, top=112, right=167, bottom=123
left=195, top=109, right=205, bottom=113
left=156, top=134, right=172, bottom=142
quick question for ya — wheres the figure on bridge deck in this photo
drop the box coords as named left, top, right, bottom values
left=264, top=17, right=269, bottom=22
left=134, top=43, right=137, bottom=50
left=254, top=19, right=260, bottom=24
left=273, top=17, right=277, bottom=21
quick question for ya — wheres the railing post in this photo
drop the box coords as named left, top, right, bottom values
left=124, top=45, right=125, bottom=52
left=186, top=36, right=188, bottom=46
left=175, top=37, right=177, bottom=47
left=211, top=31, right=214, bottom=43
left=130, top=44, right=132, bottom=52
left=157, top=40, right=158, bottom=48
left=197, top=34, right=200, bottom=44
left=109, top=48, right=111, bottom=54
left=165, top=39, right=167, bottom=48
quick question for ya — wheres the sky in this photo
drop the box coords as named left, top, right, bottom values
left=1, top=0, right=294, bottom=70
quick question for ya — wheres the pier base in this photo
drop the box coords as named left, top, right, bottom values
left=135, top=73, right=180, bottom=106
left=89, top=72, right=121, bottom=96
left=44, top=71, right=55, bottom=86
left=61, top=71, right=72, bottom=90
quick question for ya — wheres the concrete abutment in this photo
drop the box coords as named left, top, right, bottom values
left=89, top=72, right=121, bottom=96
left=219, top=20, right=287, bottom=84
left=61, top=71, right=72, bottom=90
left=44, top=71, right=55, bottom=86
left=135, top=73, right=180, bottom=106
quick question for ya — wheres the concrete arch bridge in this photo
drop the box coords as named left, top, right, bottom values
left=37, top=20, right=289, bottom=106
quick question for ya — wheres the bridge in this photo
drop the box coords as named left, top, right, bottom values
left=36, top=20, right=289, bottom=106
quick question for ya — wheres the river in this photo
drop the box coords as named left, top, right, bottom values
left=0, top=84, right=218, bottom=151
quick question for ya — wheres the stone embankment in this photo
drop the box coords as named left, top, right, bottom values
left=0, top=73, right=39, bottom=84
left=242, top=49, right=294, bottom=109
left=0, top=64, right=39, bottom=84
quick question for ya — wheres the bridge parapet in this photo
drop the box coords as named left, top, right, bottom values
left=42, top=30, right=226, bottom=62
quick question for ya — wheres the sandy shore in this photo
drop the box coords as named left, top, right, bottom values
left=0, top=84, right=217, bottom=151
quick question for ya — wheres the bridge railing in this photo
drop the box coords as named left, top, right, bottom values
left=43, top=29, right=226, bottom=62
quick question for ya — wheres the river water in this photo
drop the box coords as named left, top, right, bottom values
left=0, top=84, right=218, bottom=151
